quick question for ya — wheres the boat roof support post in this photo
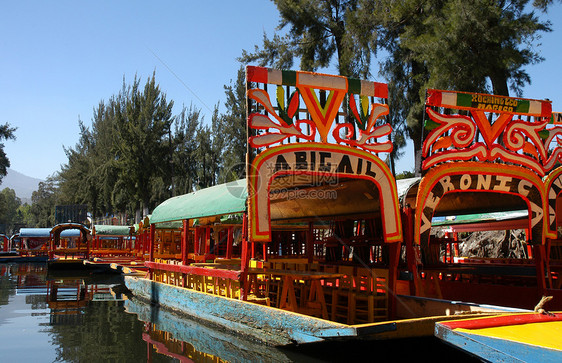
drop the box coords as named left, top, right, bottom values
left=387, top=239, right=401, bottom=319
left=226, top=227, right=233, bottom=260
left=85, top=229, right=89, bottom=260
left=402, top=207, right=420, bottom=296
left=241, top=213, right=249, bottom=301
left=307, top=222, right=314, bottom=264
left=533, top=244, right=548, bottom=295
left=182, top=219, right=189, bottom=265
left=149, top=224, right=155, bottom=280
left=205, top=227, right=211, bottom=256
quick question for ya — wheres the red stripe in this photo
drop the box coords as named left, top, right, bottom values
left=246, top=66, right=268, bottom=83
left=440, top=313, right=562, bottom=330
left=374, top=82, right=388, bottom=98
left=426, top=89, right=442, bottom=107
left=542, top=100, right=553, bottom=118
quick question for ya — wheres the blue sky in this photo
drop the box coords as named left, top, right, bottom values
left=1, top=1, right=560, bottom=180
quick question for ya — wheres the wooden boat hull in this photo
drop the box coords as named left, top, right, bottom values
left=435, top=313, right=562, bottom=362
left=124, top=276, right=521, bottom=346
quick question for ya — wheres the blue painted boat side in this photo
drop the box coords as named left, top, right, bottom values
left=124, top=276, right=356, bottom=346
left=435, top=323, right=562, bottom=363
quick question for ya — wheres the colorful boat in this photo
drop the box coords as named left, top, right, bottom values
left=47, top=223, right=91, bottom=269
left=435, top=312, right=562, bottom=362
left=399, top=88, right=562, bottom=312
left=86, top=224, right=147, bottom=273
left=124, top=67, right=524, bottom=346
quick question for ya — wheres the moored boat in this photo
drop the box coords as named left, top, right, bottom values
left=435, top=312, right=562, bottom=362
left=124, top=67, right=525, bottom=346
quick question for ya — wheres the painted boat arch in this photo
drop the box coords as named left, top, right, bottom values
left=414, top=162, right=547, bottom=246
left=248, top=142, right=403, bottom=243
left=48, top=222, right=91, bottom=260
left=543, top=165, right=562, bottom=239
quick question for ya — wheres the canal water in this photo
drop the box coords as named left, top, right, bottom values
left=0, top=263, right=478, bottom=362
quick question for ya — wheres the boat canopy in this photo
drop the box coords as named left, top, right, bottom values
left=150, top=179, right=247, bottom=224
left=93, top=225, right=133, bottom=236
left=20, top=227, right=83, bottom=238
left=431, top=210, right=529, bottom=232
left=50, top=223, right=90, bottom=237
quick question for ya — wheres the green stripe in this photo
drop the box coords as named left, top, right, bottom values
left=457, top=93, right=472, bottom=108
left=282, top=70, right=296, bottom=86
left=348, top=78, right=361, bottom=94
left=516, top=100, right=530, bottom=113
left=425, top=118, right=440, bottom=131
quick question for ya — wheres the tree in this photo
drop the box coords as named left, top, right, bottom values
left=0, top=123, right=16, bottom=183
left=241, top=0, right=377, bottom=78
left=29, top=177, right=59, bottom=227
left=399, top=0, right=551, bottom=96
left=219, top=66, right=248, bottom=183
left=0, top=188, right=21, bottom=234
left=171, top=104, right=202, bottom=195
left=114, top=72, right=174, bottom=214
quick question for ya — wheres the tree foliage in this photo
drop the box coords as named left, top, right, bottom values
left=0, top=188, right=21, bottom=234
left=219, top=66, right=248, bottom=183
left=0, top=123, right=16, bottom=184
left=241, top=0, right=377, bottom=78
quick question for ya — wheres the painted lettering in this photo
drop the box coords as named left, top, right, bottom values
left=319, top=152, right=331, bottom=172
left=476, top=174, right=492, bottom=190
left=440, top=176, right=455, bottom=193
left=460, top=174, right=472, bottom=190
left=493, top=176, right=512, bottom=192
left=337, top=155, right=354, bottom=174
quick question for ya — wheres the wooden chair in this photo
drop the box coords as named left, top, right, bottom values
left=266, top=262, right=285, bottom=308
left=331, top=265, right=355, bottom=323
left=349, top=268, right=388, bottom=324
left=320, top=264, right=338, bottom=313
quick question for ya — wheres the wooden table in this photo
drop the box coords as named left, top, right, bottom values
left=248, top=268, right=343, bottom=319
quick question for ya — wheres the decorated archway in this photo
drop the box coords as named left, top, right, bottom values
left=544, top=165, right=562, bottom=239
left=248, top=143, right=402, bottom=243
left=414, top=163, right=546, bottom=246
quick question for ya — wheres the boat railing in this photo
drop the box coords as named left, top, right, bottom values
left=146, top=260, right=241, bottom=299
left=146, top=258, right=390, bottom=324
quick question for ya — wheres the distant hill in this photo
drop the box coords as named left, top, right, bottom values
left=0, top=168, right=43, bottom=204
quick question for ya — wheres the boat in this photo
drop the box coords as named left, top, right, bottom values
left=397, top=88, right=562, bottom=312
left=47, top=223, right=92, bottom=269
left=0, top=228, right=51, bottom=263
left=435, top=312, right=562, bottom=362
left=124, top=66, right=525, bottom=346
left=86, top=224, right=146, bottom=273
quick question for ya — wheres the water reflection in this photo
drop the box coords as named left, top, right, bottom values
left=0, top=264, right=476, bottom=363
left=0, top=264, right=297, bottom=363
left=126, top=297, right=294, bottom=363
left=0, top=263, right=173, bottom=362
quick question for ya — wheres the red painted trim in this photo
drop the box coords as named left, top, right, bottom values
left=145, top=261, right=240, bottom=280
left=142, top=333, right=194, bottom=363
left=440, top=313, right=562, bottom=330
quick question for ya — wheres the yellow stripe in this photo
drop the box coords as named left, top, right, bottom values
left=456, top=321, right=562, bottom=351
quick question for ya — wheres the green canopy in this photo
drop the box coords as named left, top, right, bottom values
left=150, top=179, right=247, bottom=224
left=93, top=225, right=133, bottom=236
left=431, top=210, right=528, bottom=227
